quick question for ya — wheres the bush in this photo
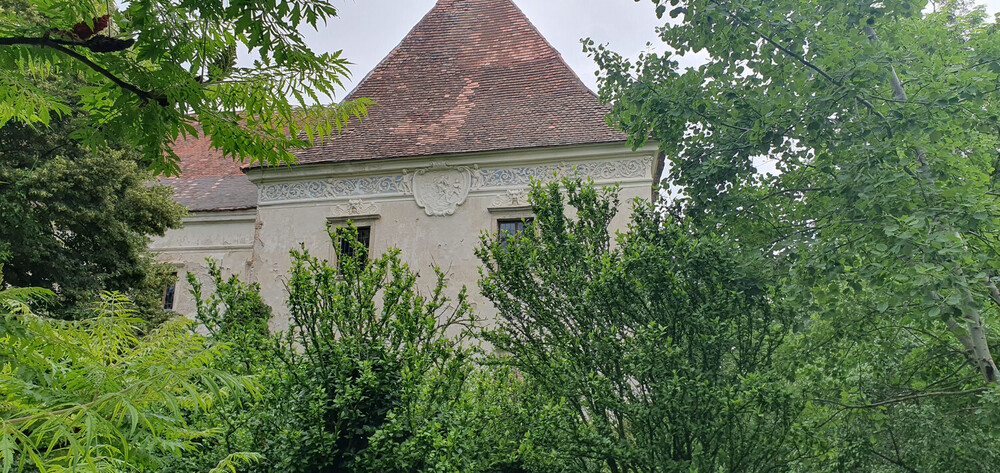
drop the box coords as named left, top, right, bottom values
left=0, top=286, right=258, bottom=472
left=178, top=226, right=542, bottom=473
left=477, top=179, right=803, bottom=472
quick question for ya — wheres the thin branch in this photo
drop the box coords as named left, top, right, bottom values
left=713, top=2, right=836, bottom=85
left=871, top=448, right=919, bottom=473
left=759, top=187, right=832, bottom=200
left=710, top=0, right=887, bottom=121
left=813, top=387, right=989, bottom=410
left=0, top=36, right=82, bottom=47
left=693, top=109, right=751, bottom=133
left=0, top=36, right=166, bottom=106
left=950, top=57, right=1000, bottom=74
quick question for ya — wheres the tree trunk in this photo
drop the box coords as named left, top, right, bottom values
left=866, top=25, right=999, bottom=384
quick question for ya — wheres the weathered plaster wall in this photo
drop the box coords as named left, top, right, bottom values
left=151, top=144, right=660, bottom=328
left=247, top=143, right=659, bottom=330
left=149, top=210, right=256, bottom=316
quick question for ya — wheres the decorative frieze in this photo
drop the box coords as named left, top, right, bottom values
left=259, top=175, right=410, bottom=203
left=475, top=156, right=652, bottom=188
left=258, top=156, right=653, bottom=205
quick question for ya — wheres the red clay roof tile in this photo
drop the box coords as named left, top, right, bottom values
left=292, top=0, right=626, bottom=165
left=165, top=0, right=626, bottom=210
left=169, top=131, right=246, bottom=178
left=159, top=132, right=258, bottom=211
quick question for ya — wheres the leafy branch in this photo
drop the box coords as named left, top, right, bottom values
left=0, top=35, right=164, bottom=105
left=709, top=0, right=888, bottom=122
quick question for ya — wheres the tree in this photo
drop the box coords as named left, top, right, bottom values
left=0, top=0, right=369, bottom=175
left=173, top=227, right=522, bottom=473
left=476, top=179, right=801, bottom=472
left=594, top=0, right=1000, bottom=387
left=591, top=0, right=1000, bottom=468
left=596, top=0, right=1000, bottom=384
left=0, top=287, right=260, bottom=472
left=0, top=77, right=184, bottom=318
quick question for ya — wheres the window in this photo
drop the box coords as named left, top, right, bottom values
left=336, top=225, right=372, bottom=270
left=498, top=217, right=533, bottom=247
left=327, top=213, right=380, bottom=271
left=162, top=276, right=177, bottom=311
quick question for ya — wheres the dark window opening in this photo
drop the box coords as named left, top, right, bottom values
left=163, top=276, right=177, bottom=311
left=498, top=218, right=533, bottom=247
left=337, top=225, right=372, bottom=269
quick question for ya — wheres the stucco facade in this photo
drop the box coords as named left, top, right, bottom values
left=152, top=143, right=658, bottom=325
left=149, top=210, right=255, bottom=316
left=247, top=143, right=658, bottom=328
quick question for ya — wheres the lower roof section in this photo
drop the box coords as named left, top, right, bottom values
left=157, top=176, right=258, bottom=212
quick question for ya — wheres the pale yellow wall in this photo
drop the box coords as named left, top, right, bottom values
left=248, top=144, right=660, bottom=330
left=151, top=144, right=660, bottom=329
left=149, top=210, right=256, bottom=316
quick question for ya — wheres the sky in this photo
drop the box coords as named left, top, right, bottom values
left=304, top=0, right=1000, bottom=98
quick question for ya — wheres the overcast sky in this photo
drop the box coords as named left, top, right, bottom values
left=305, top=0, right=1000, bottom=99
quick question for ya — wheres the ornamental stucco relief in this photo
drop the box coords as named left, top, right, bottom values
left=411, top=162, right=474, bottom=216
left=490, top=188, right=530, bottom=208
left=475, top=157, right=653, bottom=188
left=332, top=199, right=379, bottom=216
left=259, top=174, right=409, bottom=203
left=257, top=156, right=653, bottom=205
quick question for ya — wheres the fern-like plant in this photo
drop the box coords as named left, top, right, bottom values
left=0, top=266, right=54, bottom=316
left=0, top=285, right=261, bottom=472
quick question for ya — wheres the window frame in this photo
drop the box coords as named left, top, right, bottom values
left=336, top=224, right=372, bottom=266
left=497, top=217, right=534, bottom=246
left=489, top=204, right=534, bottom=247
left=162, top=270, right=179, bottom=311
left=326, top=214, right=380, bottom=270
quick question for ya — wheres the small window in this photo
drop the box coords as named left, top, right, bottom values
left=162, top=277, right=177, bottom=311
left=327, top=215, right=379, bottom=268
left=498, top=218, right=533, bottom=247
left=337, top=225, right=372, bottom=269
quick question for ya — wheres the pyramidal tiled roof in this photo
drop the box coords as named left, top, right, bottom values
left=292, top=0, right=626, bottom=165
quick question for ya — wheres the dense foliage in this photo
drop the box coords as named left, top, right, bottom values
left=591, top=0, right=1000, bottom=469
left=8, top=0, right=1000, bottom=470
left=161, top=227, right=547, bottom=473
left=9, top=176, right=998, bottom=471
left=0, top=284, right=259, bottom=472
left=478, top=179, right=802, bottom=472
left=260, top=232, right=476, bottom=472
left=0, top=0, right=369, bottom=174
left=0, top=78, right=183, bottom=318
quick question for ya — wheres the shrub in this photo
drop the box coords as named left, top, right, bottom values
left=0, top=287, right=258, bottom=472
left=477, top=179, right=803, bottom=472
left=179, top=226, right=538, bottom=473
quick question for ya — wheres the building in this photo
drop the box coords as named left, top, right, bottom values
left=151, top=0, right=661, bottom=327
